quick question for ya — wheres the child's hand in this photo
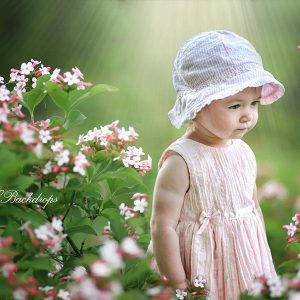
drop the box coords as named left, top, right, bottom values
left=173, top=279, right=190, bottom=290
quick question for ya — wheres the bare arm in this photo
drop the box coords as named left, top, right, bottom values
left=150, top=152, right=190, bottom=289
left=253, top=183, right=266, bottom=231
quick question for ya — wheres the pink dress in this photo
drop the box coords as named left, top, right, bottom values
left=146, top=137, right=277, bottom=300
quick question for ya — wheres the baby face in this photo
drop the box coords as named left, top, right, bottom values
left=193, top=87, right=262, bottom=141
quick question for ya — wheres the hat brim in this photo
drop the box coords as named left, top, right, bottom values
left=168, top=68, right=285, bottom=129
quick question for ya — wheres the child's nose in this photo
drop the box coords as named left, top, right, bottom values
left=240, top=109, right=253, bottom=122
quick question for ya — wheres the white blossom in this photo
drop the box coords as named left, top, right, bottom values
left=133, top=198, right=148, bottom=213
left=51, top=141, right=64, bottom=152
left=39, top=129, right=52, bottom=143
left=20, top=62, right=34, bottom=75
left=99, top=239, right=123, bottom=270
left=43, top=161, right=52, bottom=175
left=248, top=279, right=264, bottom=297
left=73, top=152, right=90, bottom=176
left=54, top=149, right=70, bottom=166
left=120, top=237, right=144, bottom=257
left=63, top=72, right=80, bottom=85
left=0, top=85, right=10, bottom=101
left=57, top=289, right=70, bottom=300
left=175, top=289, right=187, bottom=300
left=194, top=275, right=206, bottom=288
left=51, top=217, right=63, bottom=232
left=90, top=260, right=113, bottom=277
left=71, top=266, right=87, bottom=280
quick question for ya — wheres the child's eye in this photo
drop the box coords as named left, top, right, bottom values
left=251, top=100, right=260, bottom=106
left=229, top=104, right=240, bottom=110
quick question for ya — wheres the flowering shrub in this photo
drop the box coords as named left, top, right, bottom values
left=238, top=212, right=300, bottom=299
left=0, top=60, right=181, bottom=299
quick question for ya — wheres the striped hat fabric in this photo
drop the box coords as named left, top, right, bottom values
left=168, top=30, right=285, bottom=129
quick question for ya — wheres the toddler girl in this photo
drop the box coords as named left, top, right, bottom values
left=146, top=30, right=285, bottom=300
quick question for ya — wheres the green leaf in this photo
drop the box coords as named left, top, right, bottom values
left=19, top=257, right=54, bottom=271
left=93, top=150, right=109, bottom=162
left=288, top=242, right=300, bottom=254
left=0, top=160, right=24, bottom=182
left=277, top=258, right=297, bottom=270
left=109, top=217, right=127, bottom=242
left=63, top=110, right=87, bottom=129
left=102, top=199, right=118, bottom=210
left=116, top=290, right=148, bottom=300
left=21, top=210, right=48, bottom=226
left=45, top=81, right=70, bottom=112
left=2, top=219, right=21, bottom=243
left=70, top=84, right=119, bottom=109
left=11, top=175, right=35, bottom=190
left=65, top=225, right=98, bottom=236
left=0, top=205, right=25, bottom=218
left=23, top=75, right=50, bottom=115
left=122, top=259, right=152, bottom=289
left=23, top=90, right=46, bottom=116
left=0, top=148, right=16, bottom=164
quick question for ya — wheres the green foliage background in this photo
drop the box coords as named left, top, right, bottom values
left=1, top=0, right=300, bottom=276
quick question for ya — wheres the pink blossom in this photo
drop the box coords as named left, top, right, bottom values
left=0, top=236, right=13, bottom=248
left=0, top=76, right=4, bottom=84
left=73, top=152, right=90, bottom=176
left=14, top=122, right=36, bottom=144
left=72, top=67, right=84, bottom=79
left=283, top=223, right=297, bottom=237
left=0, top=85, right=10, bottom=101
left=0, top=130, right=3, bottom=143
left=50, top=68, right=61, bottom=82
left=119, top=203, right=134, bottom=220
left=38, top=64, right=51, bottom=75
left=258, top=180, right=288, bottom=201
left=33, top=218, right=66, bottom=253
left=0, top=103, right=9, bottom=123
left=1, top=262, right=17, bottom=277
left=9, top=70, right=19, bottom=82
left=13, top=288, right=27, bottom=300
left=292, top=214, right=300, bottom=225
left=76, top=81, right=92, bottom=90
left=30, top=59, right=41, bottom=66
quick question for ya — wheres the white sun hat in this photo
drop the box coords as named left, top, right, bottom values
left=168, top=30, right=285, bottom=129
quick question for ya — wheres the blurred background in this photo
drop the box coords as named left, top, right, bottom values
left=0, top=0, right=299, bottom=267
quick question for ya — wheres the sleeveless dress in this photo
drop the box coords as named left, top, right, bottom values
left=146, top=137, right=277, bottom=300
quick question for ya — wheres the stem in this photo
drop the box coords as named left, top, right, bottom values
left=89, top=159, right=112, bottom=183
left=61, top=191, right=82, bottom=257
left=44, top=248, right=63, bottom=264
left=80, top=240, right=85, bottom=254
left=62, top=191, right=77, bottom=222
left=30, top=112, right=35, bottom=124
left=66, top=235, right=82, bottom=257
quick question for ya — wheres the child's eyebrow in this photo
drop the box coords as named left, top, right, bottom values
left=226, top=97, right=261, bottom=103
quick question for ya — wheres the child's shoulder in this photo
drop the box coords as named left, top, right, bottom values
left=157, top=138, right=190, bottom=170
